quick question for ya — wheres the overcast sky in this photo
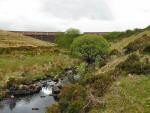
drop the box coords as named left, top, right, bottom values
left=0, top=0, right=150, bottom=32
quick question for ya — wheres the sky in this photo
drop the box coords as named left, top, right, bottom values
left=0, top=0, right=150, bottom=32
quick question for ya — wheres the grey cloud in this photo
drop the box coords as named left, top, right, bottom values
left=22, top=24, right=59, bottom=32
left=42, top=0, right=113, bottom=20
left=12, top=24, right=58, bottom=32
left=0, top=21, right=58, bottom=31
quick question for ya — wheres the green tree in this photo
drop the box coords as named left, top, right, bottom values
left=71, top=35, right=110, bottom=64
left=55, top=28, right=81, bottom=48
left=65, top=28, right=80, bottom=35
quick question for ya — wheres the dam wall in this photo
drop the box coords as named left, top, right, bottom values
left=11, top=31, right=108, bottom=43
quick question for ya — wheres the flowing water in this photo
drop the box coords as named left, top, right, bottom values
left=0, top=80, right=56, bottom=113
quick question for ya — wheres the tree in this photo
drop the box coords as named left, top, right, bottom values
left=65, top=28, right=80, bottom=35
left=71, top=35, right=110, bottom=64
left=55, top=28, right=81, bottom=48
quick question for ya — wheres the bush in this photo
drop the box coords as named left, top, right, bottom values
left=67, top=100, right=84, bottom=113
left=95, top=55, right=107, bottom=68
left=125, top=35, right=150, bottom=53
left=143, top=45, right=150, bottom=54
left=118, top=53, right=150, bottom=75
left=77, top=62, right=87, bottom=76
left=59, top=84, right=86, bottom=113
left=55, top=28, right=81, bottom=48
left=46, top=103, right=60, bottom=113
left=104, top=28, right=144, bottom=42
left=110, top=49, right=121, bottom=56
left=85, top=69, right=120, bottom=97
left=71, top=35, right=110, bottom=64
left=104, top=32, right=126, bottom=41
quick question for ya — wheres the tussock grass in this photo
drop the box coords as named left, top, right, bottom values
left=0, top=53, right=80, bottom=88
left=100, top=75, right=150, bottom=113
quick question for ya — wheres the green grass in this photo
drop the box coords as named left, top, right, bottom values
left=100, top=75, right=150, bottom=113
left=0, top=31, right=81, bottom=95
left=46, top=28, right=150, bottom=113
left=0, top=52, right=80, bottom=88
left=0, top=28, right=150, bottom=113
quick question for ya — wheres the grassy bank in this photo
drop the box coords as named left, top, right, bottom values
left=0, top=49, right=81, bottom=97
left=0, top=31, right=81, bottom=98
left=99, top=75, right=150, bottom=113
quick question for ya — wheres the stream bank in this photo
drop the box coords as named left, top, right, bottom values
left=0, top=78, right=64, bottom=113
left=0, top=67, right=76, bottom=113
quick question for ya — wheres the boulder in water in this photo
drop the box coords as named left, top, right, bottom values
left=32, top=108, right=39, bottom=110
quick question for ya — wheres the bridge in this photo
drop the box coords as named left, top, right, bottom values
left=11, top=31, right=108, bottom=43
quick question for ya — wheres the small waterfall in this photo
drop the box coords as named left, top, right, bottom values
left=41, top=86, right=53, bottom=95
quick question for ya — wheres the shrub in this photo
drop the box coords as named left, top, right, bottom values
left=67, top=100, right=84, bottom=113
left=85, top=69, right=120, bottom=97
left=71, top=35, right=110, bottom=64
left=60, top=84, right=86, bottom=102
left=46, top=103, right=61, bottom=113
left=104, top=28, right=144, bottom=42
left=55, top=28, right=81, bottom=48
left=110, top=49, right=121, bottom=56
left=143, top=45, right=150, bottom=54
left=77, top=62, right=87, bottom=77
left=95, top=55, right=107, bottom=68
left=125, top=35, right=150, bottom=53
left=7, top=77, right=19, bottom=88
left=104, top=32, right=126, bottom=41
left=59, top=84, right=86, bottom=113
left=118, top=53, right=150, bottom=75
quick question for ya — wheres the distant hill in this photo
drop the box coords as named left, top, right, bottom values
left=0, top=30, right=55, bottom=48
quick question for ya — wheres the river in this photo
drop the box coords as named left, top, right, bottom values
left=0, top=80, right=57, bottom=113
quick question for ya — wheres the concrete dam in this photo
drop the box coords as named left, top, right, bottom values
left=11, top=31, right=108, bottom=43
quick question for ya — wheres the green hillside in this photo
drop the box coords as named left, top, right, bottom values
left=46, top=28, right=150, bottom=113
left=111, top=30, right=150, bottom=53
left=93, top=29, right=150, bottom=113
